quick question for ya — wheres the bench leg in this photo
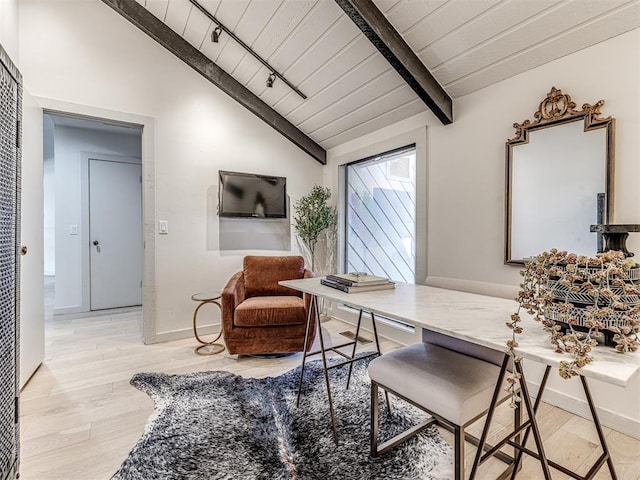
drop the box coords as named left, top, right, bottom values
left=371, top=382, right=380, bottom=455
left=454, top=425, right=465, bottom=480
left=370, top=384, right=438, bottom=456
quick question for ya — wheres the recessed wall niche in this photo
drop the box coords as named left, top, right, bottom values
left=206, top=185, right=291, bottom=251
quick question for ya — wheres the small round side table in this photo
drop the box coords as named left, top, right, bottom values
left=190, top=292, right=225, bottom=355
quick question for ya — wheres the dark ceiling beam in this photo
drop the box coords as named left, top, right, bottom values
left=335, top=0, right=453, bottom=125
left=100, top=0, right=326, bottom=164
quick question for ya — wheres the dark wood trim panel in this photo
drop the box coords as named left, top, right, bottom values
left=335, top=0, right=453, bottom=125
left=100, top=0, right=326, bottom=164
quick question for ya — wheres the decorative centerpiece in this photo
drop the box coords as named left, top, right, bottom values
left=506, top=249, right=640, bottom=386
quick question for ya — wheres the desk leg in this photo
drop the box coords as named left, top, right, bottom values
left=296, top=294, right=316, bottom=407
left=314, top=295, right=339, bottom=443
left=469, top=357, right=552, bottom=480
left=295, top=295, right=339, bottom=443
left=509, top=365, right=551, bottom=480
left=514, top=360, right=552, bottom=479
left=296, top=300, right=388, bottom=445
left=581, top=376, right=617, bottom=480
left=370, top=312, right=390, bottom=411
left=370, top=312, right=382, bottom=355
left=470, top=354, right=511, bottom=480
left=511, top=370, right=617, bottom=480
left=346, top=309, right=364, bottom=389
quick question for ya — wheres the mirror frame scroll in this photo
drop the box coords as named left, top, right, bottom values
left=505, top=87, right=615, bottom=265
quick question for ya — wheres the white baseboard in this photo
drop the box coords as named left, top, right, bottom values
left=53, top=305, right=84, bottom=315
left=153, top=323, right=221, bottom=344
left=528, top=380, right=640, bottom=440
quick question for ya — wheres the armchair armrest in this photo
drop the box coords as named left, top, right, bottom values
left=222, top=271, right=245, bottom=330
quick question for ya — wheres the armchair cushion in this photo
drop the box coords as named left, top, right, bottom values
left=243, top=255, right=305, bottom=298
left=234, top=296, right=306, bottom=327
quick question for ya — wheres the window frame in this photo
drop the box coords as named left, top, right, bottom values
left=343, top=144, right=417, bottom=281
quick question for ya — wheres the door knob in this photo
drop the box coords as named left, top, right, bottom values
left=19, top=245, right=27, bottom=256
left=93, top=240, right=99, bottom=246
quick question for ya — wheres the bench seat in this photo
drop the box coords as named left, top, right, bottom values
left=368, top=331, right=517, bottom=480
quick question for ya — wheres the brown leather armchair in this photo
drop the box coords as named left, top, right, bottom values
left=221, top=255, right=316, bottom=355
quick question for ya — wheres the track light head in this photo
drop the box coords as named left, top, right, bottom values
left=266, top=73, right=276, bottom=88
left=211, top=26, right=222, bottom=43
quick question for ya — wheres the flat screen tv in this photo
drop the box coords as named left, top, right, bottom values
left=218, top=170, right=287, bottom=218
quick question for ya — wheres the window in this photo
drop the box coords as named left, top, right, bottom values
left=344, top=145, right=417, bottom=283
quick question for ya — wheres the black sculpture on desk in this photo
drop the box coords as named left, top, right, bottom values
left=590, top=224, right=640, bottom=257
left=551, top=224, right=640, bottom=347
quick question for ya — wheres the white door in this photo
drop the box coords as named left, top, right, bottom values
left=89, top=159, right=142, bottom=310
left=20, top=91, right=44, bottom=389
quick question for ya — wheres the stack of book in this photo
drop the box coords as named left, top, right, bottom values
left=320, top=273, right=395, bottom=293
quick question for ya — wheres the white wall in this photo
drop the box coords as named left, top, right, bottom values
left=51, top=124, right=142, bottom=313
left=328, top=29, right=640, bottom=438
left=18, top=0, right=323, bottom=338
left=331, top=30, right=640, bottom=287
left=0, top=0, right=18, bottom=63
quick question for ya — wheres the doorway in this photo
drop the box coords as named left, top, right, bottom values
left=43, top=113, right=143, bottom=314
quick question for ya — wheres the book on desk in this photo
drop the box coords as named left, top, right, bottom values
left=321, top=273, right=395, bottom=293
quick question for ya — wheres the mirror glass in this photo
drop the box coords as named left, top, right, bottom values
left=505, top=88, right=615, bottom=265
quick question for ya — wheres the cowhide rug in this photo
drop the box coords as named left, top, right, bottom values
left=112, top=356, right=453, bottom=479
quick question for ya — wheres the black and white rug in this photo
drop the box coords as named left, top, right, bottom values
left=112, top=357, right=453, bottom=479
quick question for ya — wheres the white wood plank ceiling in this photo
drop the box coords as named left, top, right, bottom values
left=137, top=0, right=640, bottom=149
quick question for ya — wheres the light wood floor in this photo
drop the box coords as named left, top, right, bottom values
left=19, top=308, right=640, bottom=479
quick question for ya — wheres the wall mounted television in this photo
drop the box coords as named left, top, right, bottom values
left=218, top=170, right=287, bottom=218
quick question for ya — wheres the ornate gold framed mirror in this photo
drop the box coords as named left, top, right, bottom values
left=505, top=87, right=615, bottom=265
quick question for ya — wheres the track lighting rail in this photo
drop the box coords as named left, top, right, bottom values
left=189, top=0, right=307, bottom=100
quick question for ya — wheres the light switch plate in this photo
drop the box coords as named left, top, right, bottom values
left=69, top=225, right=78, bottom=235
left=159, top=221, right=169, bottom=234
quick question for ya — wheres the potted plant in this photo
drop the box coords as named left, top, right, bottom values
left=292, top=185, right=336, bottom=273
left=506, top=249, right=640, bottom=399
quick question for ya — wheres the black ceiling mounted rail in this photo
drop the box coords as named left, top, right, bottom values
left=189, top=0, right=307, bottom=100
left=101, top=0, right=325, bottom=164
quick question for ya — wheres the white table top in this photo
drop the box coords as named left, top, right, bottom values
left=280, top=277, right=640, bottom=387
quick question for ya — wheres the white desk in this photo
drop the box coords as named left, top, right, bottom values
left=281, top=278, right=640, bottom=479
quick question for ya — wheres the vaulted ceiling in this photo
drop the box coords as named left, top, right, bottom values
left=118, top=0, right=639, bottom=154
